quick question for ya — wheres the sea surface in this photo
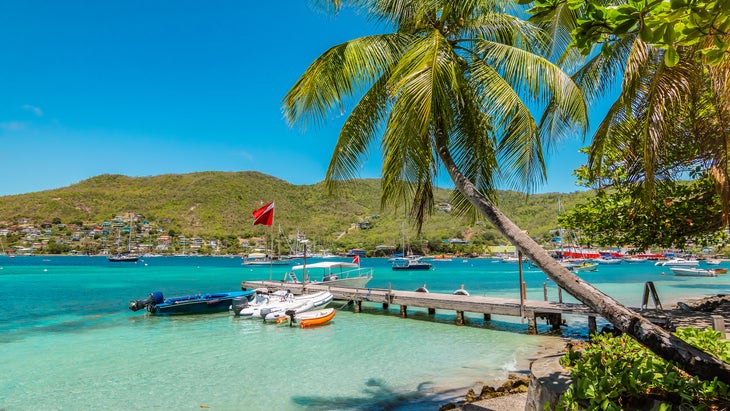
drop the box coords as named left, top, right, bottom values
left=1, top=255, right=728, bottom=410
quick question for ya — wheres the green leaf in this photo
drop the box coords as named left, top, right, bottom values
left=614, top=19, right=638, bottom=34
left=664, top=45, right=679, bottom=66
left=663, top=23, right=676, bottom=44
left=639, top=24, right=653, bottom=41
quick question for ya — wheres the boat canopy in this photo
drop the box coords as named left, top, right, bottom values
left=292, top=261, right=358, bottom=271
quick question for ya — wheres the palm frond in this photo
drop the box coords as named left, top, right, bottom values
left=282, top=33, right=411, bottom=130
left=325, top=75, right=391, bottom=191
left=380, top=29, right=459, bottom=227
left=471, top=39, right=587, bottom=191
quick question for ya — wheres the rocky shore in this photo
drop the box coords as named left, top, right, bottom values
left=439, top=293, right=730, bottom=411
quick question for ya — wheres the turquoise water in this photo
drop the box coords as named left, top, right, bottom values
left=1, top=256, right=728, bottom=410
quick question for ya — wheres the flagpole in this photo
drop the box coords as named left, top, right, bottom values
left=269, top=201, right=275, bottom=281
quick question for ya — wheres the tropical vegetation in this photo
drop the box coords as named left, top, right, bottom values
left=560, top=328, right=730, bottom=409
left=283, top=0, right=730, bottom=381
left=558, top=176, right=729, bottom=251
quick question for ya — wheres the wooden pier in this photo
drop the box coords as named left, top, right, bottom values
left=240, top=280, right=601, bottom=334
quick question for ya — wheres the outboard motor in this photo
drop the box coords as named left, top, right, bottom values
left=129, top=291, right=164, bottom=312
left=231, top=296, right=250, bottom=316
left=285, top=309, right=297, bottom=327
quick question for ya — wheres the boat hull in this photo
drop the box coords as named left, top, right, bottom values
left=108, top=254, right=139, bottom=262
left=298, top=308, right=336, bottom=328
left=573, top=263, right=598, bottom=272
left=669, top=267, right=718, bottom=277
left=130, top=290, right=255, bottom=315
left=392, top=264, right=432, bottom=270
left=319, top=276, right=372, bottom=288
left=655, top=258, right=700, bottom=267
left=235, top=290, right=333, bottom=319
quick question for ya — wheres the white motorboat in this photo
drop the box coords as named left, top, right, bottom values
left=669, top=267, right=718, bottom=277
left=654, top=258, right=700, bottom=267
left=286, top=261, right=373, bottom=288
left=231, top=289, right=333, bottom=318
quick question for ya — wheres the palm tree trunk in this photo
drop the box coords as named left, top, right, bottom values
left=436, top=143, right=730, bottom=383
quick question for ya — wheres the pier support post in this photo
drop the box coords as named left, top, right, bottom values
left=712, top=315, right=726, bottom=338
left=527, top=314, right=537, bottom=335
left=548, top=313, right=562, bottom=330
left=483, top=313, right=491, bottom=322
left=588, top=316, right=597, bottom=337
left=456, top=311, right=465, bottom=326
left=400, top=305, right=407, bottom=318
left=428, top=308, right=436, bottom=315
left=354, top=301, right=361, bottom=313
left=382, top=302, right=389, bottom=310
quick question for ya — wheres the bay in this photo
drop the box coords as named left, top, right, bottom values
left=1, top=255, right=727, bottom=410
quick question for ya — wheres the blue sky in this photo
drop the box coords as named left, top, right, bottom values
left=0, top=1, right=595, bottom=197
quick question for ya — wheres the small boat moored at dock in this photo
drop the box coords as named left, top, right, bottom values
left=234, top=290, right=333, bottom=320
left=129, top=290, right=255, bottom=315
left=285, top=261, right=373, bottom=288
left=276, top=308, right=336, bottom=328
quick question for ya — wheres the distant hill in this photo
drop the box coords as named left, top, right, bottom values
left=0, top=172, right=589, bottom=251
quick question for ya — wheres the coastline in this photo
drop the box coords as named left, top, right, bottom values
left=444, top=293, right=730, bottom=411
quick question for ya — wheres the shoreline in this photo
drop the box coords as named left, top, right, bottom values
left=443, top=293, right=730, bottom=410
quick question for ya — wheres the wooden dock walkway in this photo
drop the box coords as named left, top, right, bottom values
left=240, top=280, right=602, bottom=334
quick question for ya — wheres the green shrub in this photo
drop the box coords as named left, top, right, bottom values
left=559, top=328, right=730, bottom=410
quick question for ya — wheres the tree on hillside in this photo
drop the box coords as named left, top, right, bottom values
left=283, top=0, right=730, bottom=381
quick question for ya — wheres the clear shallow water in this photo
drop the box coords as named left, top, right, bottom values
left=1, top=256, right=728, bottom=410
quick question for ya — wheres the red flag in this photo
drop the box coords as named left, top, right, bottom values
left=252, top=202, right=274, bottom=226
left=352, top=255, right=360, bottom=265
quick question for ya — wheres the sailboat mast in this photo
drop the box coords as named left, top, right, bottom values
left=401, top=221, right=405, bottom=256
left=128, top=214, right=133, bottom=252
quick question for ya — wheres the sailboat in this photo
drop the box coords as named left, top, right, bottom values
left=108, top=215, right=139, bottom=262
left=391, top=222, right=432, bottom=270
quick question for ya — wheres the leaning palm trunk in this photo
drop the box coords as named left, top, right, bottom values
left=437, top=143, right=730, bottom=383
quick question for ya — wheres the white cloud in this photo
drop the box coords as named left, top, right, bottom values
left=22, top=104, right=43, bottom=117
left=0, top=121, right=27, bottom=131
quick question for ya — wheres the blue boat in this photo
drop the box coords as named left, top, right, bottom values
left=129, top=290, right=255, bottom=315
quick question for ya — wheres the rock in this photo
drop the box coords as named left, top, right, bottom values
left=464, top=388, right=478, bottom=402
left=497, top=374, right=530, bottom=394
left=438, top=402, right=457, bottom=411
left=680, top=294, right=730, bottom=312
left=478, top=384, right=497, bottom=399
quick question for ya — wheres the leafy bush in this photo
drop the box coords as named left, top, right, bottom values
left=559, top=328, right=730, bottom=410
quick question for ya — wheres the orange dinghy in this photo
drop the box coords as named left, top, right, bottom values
left=297, top=308, right=336, bottom=328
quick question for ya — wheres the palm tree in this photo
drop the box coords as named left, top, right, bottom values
left=283, top=0, right=730, bottom=381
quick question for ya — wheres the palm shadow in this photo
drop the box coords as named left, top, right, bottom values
left=291, top=378, right=465, bottom=410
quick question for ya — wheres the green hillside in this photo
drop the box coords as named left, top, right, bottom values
left=0, top=172, right=589, bottom=253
